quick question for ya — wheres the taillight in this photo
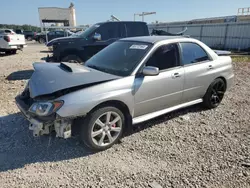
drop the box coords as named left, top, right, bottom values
left=4, top=36, right=10, bottom=42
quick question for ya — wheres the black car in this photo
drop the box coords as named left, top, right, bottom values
left=36, top=30, right=73, bottom=44
left=46, top=21, right=150, bottom=64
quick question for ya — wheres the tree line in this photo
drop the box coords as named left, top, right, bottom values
left=0, top=24, right=41, bottom=32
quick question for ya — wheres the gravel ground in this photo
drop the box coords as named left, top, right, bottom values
left=0, top=43, right=249, bottom=188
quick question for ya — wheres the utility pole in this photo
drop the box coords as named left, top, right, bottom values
left=134, top=12, right=156, bottom=21
left=134, top=13, right=141, bottom=21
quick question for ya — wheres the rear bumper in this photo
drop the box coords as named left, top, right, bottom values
left=0, top=45, right=27, bottom=51
left=8, top=45, right=27, bottom=49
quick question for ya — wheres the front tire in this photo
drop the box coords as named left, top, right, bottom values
left=61, top=55, right=83, bottom=64
left=77, top=106, right=125, bottom=151
left=203, top=78, right=226, bottom=109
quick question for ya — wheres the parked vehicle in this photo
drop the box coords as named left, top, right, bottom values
left=24, top=31, right=36, bottom=41
left=15, top=30, right=37, bottom=41
left=15, top=36, right=234, bottom=151
left=15, top=29, right=23, bottom=34
left=151, top=27, right=188, bottom=36
left=46, top=21, right=149, bottom=64
left=36, top=30, right=73, bottom=44
left=0, top=29, right=26, bottom=54
left=46, top=31, right=85, bottom=51
left=0, top=29, right=16, bottom=35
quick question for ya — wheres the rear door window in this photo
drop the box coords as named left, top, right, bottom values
left=180, top=42, right=209, bottom=65
left=4, top=30, right=12, bottom=34
left=125, top=23, right=148, bottom=37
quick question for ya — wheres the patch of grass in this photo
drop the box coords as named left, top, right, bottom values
left=231, top=55, right=250, bottom=63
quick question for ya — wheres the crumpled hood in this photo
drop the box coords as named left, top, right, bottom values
left=29, top=62, right=121, bottom=98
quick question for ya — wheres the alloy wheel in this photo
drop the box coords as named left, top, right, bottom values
left=91, top=111, right=122, bottom=147
left=210, top=80, right=226, bottom=106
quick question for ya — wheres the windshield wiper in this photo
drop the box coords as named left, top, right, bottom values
left=87, top=65, right=104, bottom=72
left=87, top=65, right=115, bottom=75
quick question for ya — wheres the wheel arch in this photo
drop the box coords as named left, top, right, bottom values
left=215, top=76, right=227, bottom=90
left=60, top=49, right=81, bottom=60
left=88, top=100, right=133, bottom=135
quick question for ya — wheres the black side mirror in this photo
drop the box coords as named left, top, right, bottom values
left=93, top=33, right=101, bottom=41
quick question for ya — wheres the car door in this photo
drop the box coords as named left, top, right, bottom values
left=179, top=42, right=217, bottom=102
left=134, top=43, right=184, bottom=117
left=84, top=23, right=121, bottom=61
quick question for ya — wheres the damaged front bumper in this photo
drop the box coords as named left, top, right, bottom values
left=15, top=95, right=72, bottom=139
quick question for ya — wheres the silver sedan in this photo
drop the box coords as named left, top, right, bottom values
left=15, top=36, right=234, bottom=151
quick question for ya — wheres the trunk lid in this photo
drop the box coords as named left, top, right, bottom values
left=8, top=34, right=26, bottom=45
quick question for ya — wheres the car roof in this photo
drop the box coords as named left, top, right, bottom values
left=96, top=21, right=147, bottom=25
left=120, top=36, right=190, bottom=44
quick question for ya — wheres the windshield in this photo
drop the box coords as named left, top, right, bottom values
left=85, top=41, right=152, bottom=76
left=76, top=24, right=101, bottom=39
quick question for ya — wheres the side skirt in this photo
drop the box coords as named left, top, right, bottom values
left=132, top=99, right=203, bottom=124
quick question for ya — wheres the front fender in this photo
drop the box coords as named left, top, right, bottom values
left=56, top=77, right=135, bottom=118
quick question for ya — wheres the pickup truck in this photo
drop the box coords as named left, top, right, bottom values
left=0, top=29, right=26, bottom=54
left=46, top=21, right=149, bottom=64
left=15, top=30, right=37, bottom=41
left=36, top=30, right=73, bottom=44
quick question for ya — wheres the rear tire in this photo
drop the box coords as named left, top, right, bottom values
left=5, top=50, right=16, bottom=55
left=11, top=50, right=17, bottom=54
left=61, top=54, right=83, bottom=64
left=203, top=78, right=226, bottom=109
left=27, top=36, right=32, bottom=41
left=39, top=38, right=45, bottom=44
left=76, top=106, right=125, bottom=151
left=5, top=51, right=11, bottom=55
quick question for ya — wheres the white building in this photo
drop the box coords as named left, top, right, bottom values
left=38, top=3, right=76, bottom=31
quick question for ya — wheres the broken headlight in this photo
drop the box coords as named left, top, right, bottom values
left=29, top=101, right=64, bottom=116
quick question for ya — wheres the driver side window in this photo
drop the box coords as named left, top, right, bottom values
left=146, top=43, right=180, bottom=71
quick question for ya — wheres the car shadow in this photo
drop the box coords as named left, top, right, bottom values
left=6, top=70, right=34, bottom=81
left=40, top=50, right=51, bottom=53
left=40, top=57, right=47, bottom=61
left=0, top=53, right=16, bottom=57
left=129, top=104, right=207, bottom=135
left=0, top=112, right=94, bottom=172
left=0, top=105, right=207, bottom=172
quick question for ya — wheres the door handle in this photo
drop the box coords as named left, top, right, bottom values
left=172, top=72, right=181, bottom=78
left=208, top=65, right=213, bottom=70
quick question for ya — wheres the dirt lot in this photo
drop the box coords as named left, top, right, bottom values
left=0, top=43, right=249, bottom=188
